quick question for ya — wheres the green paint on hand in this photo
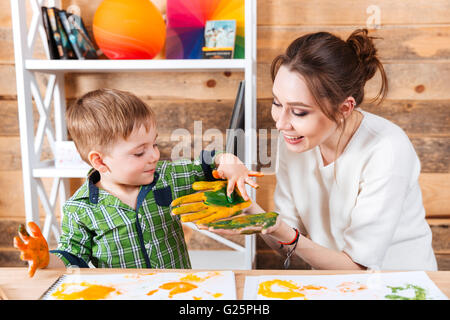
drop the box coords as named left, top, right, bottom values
left=206, top=212, right=279, bottom=234
left=385, top=284, right=428, bottom=300
left=18, top=224, right=29, bottom=237
left=204, top=187, right=246, bottom=208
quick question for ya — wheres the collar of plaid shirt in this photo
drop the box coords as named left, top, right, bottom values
left=72, top=168, right=159, bottom=206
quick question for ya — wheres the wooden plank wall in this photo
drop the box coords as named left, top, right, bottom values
left=255, top=0, right=450, bottom=269
left=0, top=0, right=449, bottom=270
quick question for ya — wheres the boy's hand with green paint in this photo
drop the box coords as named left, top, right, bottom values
left=171, top=180, right=252, bottom=225
left=171, top=178, right=280, bottom=234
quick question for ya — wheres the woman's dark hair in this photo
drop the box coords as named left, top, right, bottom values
left=270, top=28, right=388, bottom=124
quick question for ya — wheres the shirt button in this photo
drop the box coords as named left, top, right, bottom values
left=145, top=243, right=150, bottom=249
left=138, top=214, right=142, bottom=219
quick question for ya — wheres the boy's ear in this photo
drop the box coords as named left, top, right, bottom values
left=88, top=150, right=109, bottom=173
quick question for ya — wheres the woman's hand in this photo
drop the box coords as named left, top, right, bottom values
left=171, top=180, right=252, bottom=225
left=214, top=153, right=262, bottom=201
left=201, top=201, right=283, bottom=235
left=202, top=212, right=280, bottom=234
left=171, top=183, right=281, bottom=235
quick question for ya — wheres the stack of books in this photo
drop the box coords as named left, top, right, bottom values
left=41, top=7, right=98, bottom=60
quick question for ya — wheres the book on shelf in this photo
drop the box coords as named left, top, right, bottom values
left=45, top=7, right=75, bottom=59
left=54, top=141, right=91, bottom=170
left=41, top=7, right=97, bottom=60
left=58, top=10, right=97, bottom=59
left=66, top=13, right=98, bottom=59
left=43, top=7, right=63, bottom=59
left=202, top=20, right=236, bottom=59
left=57, top=9, right=83, bottom=59
left=55, top=9, right=76, bottom=59
left=41, top=6, right=59, bottom=59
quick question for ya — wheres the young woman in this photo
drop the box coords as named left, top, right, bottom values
left=220, top=29, right=437, bottom=271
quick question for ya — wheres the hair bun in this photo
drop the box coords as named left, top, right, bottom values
left=346, top=28, right=379, bottom=81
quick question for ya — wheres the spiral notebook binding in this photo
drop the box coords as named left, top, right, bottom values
left=39, top=275, right=68, bottom=300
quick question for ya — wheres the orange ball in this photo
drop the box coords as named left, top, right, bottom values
left=93, top=0, right=166, bottom=59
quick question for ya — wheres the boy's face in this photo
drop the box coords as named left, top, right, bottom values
left=102, top=124, right=160, bottom=186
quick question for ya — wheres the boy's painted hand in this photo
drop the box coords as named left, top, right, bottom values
left=171, top=180, right=252, bottom=226
left=13, top=222, right=49, bottom=277
left=213, top=153, right=262, bottom=201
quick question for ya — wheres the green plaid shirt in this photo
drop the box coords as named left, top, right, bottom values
left=51, top=151, right=217, bottom=269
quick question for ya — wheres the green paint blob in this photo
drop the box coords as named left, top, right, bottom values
left=207, top=212, right=279, bottom=233
left=385, top=284, right=428, bottom=300
left=18, top=224, right=29, bottom=236
left=204, top=187, right=246, bottom=207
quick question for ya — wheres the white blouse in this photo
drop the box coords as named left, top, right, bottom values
left=274, top=110, right=437, bottom=270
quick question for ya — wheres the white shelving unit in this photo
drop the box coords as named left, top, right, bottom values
left=11, top=0, right=257, bottom=269
left=25, top=58, right=247, bottom=72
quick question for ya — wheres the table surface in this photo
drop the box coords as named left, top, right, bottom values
left=0, top=267, right=449, bottom=300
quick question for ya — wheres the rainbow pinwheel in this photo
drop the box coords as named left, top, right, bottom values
left=165, top=0, right=244, bottom=59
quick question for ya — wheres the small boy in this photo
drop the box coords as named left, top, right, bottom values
left=14, top=88, right=256, bottom=275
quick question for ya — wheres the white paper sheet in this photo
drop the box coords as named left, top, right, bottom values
left=42, top=270, right=236, bottom=300
left=244, top=271, right=447, bottom=300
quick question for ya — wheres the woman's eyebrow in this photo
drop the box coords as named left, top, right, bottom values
left=287, top=101, right=313, bottom=108
left=272, top=91, right=313, bottom=108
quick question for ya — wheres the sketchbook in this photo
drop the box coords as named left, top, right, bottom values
left=243, top=271, right=447, bottom=300
left=41, top=271, right=236, bottom=300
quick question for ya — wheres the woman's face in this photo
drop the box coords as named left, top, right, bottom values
left=271, top=65, right=339, bottom=153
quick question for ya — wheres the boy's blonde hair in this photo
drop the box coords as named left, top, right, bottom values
left=66, top=88, right=156, bottom=163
